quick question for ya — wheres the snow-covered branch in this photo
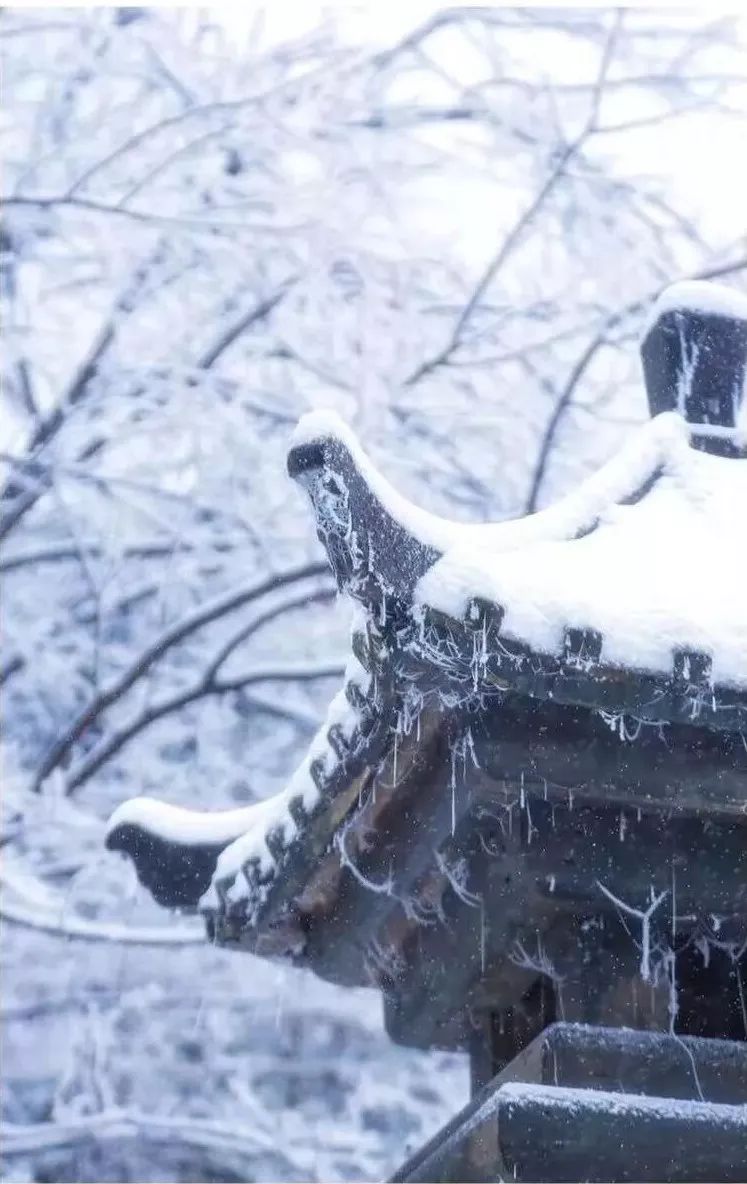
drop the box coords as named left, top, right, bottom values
left=33, top=561, right=330, bottom=790
left=0, top=893, right=205, bottom=947
left=65, top=656, right=345, bottom=792
left=2, top=1108, right=278, bottom=1158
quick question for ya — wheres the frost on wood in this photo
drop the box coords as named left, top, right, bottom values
left=641, top=280, right=747, bottom=455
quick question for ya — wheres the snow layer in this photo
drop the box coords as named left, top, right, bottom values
left=293, top=409, right=687, bottom=555
left=643, top=279, right=747, bottom=338
left=106, top=797, right=264, bottom=846
left=497, top=1081, right=747, bottom=1122
left=416, top=412, right=747, bottom=688
left=199, top=648, right=369, bottom=911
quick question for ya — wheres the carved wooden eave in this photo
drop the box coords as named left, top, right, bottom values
left=107, top=282, right=747, bottom=1077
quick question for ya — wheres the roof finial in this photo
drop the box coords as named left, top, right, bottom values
left=641, top=280, right=747, bottom=457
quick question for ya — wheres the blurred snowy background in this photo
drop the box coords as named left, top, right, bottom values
left=1, top=5, right=746, bottom=1181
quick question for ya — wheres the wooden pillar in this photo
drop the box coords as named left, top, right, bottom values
left=468, top=1010, right=497, bottom=1097
left=544, top=914, right=671, bottom=1031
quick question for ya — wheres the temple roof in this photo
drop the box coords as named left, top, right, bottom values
left=106, top=280, right=747, bottom=1037
left=294, top=403, right=747, bottom=699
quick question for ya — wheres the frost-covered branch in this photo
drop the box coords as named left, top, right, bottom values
left=195, top=278, right=298, bottom=370
left=33, top=562, right=330, bottom=790
left=0, top=892, right=205, bottom=946
left=65, top=657, right=345, bottom=791
left=403, top=12, right=622, bottom=388
left=0, top=653, right=25, bottom=686
left=0, top=539, right=204, bottom=573
left=1, top=857, right=204, bottom=945
left=0, top=193, right=312, bottom=235
left=2, top=1108, right=280, bottom=1159
left=525, top=250, right=747, bottom=510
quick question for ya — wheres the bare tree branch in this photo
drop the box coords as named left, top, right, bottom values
left=524, top=252, right=747, bottom=511
left=66, top=657, right=345, bottom=791
left=32, top=562, right=332, bottom=790
left=0, top=893, right=205, bottom=946
left=2, top=1107, right=281, bottom=1160
left=403, top=13, right=623, bottom=388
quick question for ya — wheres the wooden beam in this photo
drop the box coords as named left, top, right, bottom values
left=414, top=605, right=747, bottom=733
left=518, top=798, right=747, bottom=921
left=392, top=1024, right=747, bottom=1184
left=536, top=1023, right=747, bottom=1104
left=490, top=1083, right=747, bottom=1183
left=471, top=695, right=747, bottom=818
left=382, top=791, right=745, bottom=1051
left=301, top=709, right=461, bottom=982
left=383, top=810, right=561, bottom=1049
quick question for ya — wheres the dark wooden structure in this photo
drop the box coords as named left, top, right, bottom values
left=109, top=281, right=747, bottom=1182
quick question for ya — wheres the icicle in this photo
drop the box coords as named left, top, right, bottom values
left=525, top=796, right=536, bottom=846
left=450, top=743, right=457, bottom=836
left=466, top=726, right=479, bottom=769
left=596, top=880, right=668, bottom=983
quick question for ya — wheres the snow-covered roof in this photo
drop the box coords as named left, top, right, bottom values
left=641, top=279, right=747, bottom=338
left=292, top=405, right=747, bottom=711
left=415, top=411, right=746, bottom=690
left=106, top=281, right=747, bottom=971
left=107, top=401, right=747, bottom=940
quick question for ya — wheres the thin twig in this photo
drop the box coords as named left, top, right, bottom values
left=32, top=561, right=329, bottom=790
left=65, top=657, right=345, bottom=791
left=524, top=251, right=747, bottom=511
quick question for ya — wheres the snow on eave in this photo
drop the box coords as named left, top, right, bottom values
left=106, top=796, right=261, bottom=847
left=413, top=413, right=747, bottom=691
left=642, top=279, right=747, bottom=339
left=293, top=409, right=689, bottom=560
left=199, top=649, right=371, bottom=916
left=293, top=409, right=471, bottom=555
left=412, top=410, right=689, bottom=579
